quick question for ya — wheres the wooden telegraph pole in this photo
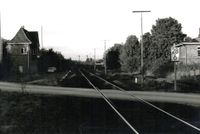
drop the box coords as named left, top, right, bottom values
left=0, top=12, right=2, bottom=63
left=132, top=10, right=150, bottom=87
left=94, top=48, right=96, bottom=71
left=104, top=40, right=107, bottom=75
left=41, top=26, right=43, bottom=49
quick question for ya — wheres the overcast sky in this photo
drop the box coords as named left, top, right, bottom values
left=1, top=0, right=200, bottom=60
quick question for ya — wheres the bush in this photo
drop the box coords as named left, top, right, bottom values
left=177, top=76, right=200, bottom=93
left=152, top=61, right=174, bottom=78
left=143, top=79, right=173, bottom=91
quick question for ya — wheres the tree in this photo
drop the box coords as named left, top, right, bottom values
left=0, top=39, right=13, bottom=77
left=184, top=36, right=199, bottom=42
left=120, top=35, right=140, bottom=72
left=104, top=44, right=122, bottom=70
left=143, top=32, right=153, bottom=70
left=150, top=17, right=186, bottom=73
left=38, top=48, right=65, bottom=73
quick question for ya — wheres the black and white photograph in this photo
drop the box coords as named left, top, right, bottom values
left=0, top=0, right=200, bottom=133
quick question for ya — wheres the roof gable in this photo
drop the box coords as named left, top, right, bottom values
left=8, top=27, right=32, bottom=44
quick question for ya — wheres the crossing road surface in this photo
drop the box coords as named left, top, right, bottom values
left=0, top=81, right=200, bottom=106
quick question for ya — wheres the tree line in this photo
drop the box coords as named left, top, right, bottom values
left=0, top=45, right=74, bottom=78
left=104, top=17, right=189, bottom=76
left=37, top=48, right=73, bottom=73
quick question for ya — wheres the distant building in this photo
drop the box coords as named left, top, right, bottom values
left=7, top=26, right=40, bottom=73
left=174, top=42, right=200, bottom=77
left=176, top=42, right=200, bottom=65
left=194, top=28, right=200, bottom=42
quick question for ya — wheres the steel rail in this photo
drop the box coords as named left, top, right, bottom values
left=88, top=71, right=200, bottom=132
left=79, top=70, right=139, bottom=134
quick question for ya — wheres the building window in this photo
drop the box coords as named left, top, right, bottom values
left=32, top=49, right=36, bottom=55
left=198, top=46, right=200, bottom=56
left=21, top=48, right=28, bottom=54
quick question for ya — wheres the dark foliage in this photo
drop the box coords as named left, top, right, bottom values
left=104, top=44, right=122, bottom=70
left=120, top=35, right=140, bottom=72
left=142, top=17, right=186, bottom=76
left=150, top=17, right=186, bottom=70
left=0, top=39, right=13, bottom=78
left=38, top=48, right=73, bottom=73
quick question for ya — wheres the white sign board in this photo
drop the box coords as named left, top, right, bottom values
left=171, top=46, right=180, bottom=62
left=19, top=66, right=23, bottom=73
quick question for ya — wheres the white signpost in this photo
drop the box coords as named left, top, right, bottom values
left=171, top=44, right=180, bottom=91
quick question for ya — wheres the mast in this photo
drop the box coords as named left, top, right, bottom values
left=0, top=12, right=2, bottom=63
left=41, top=25, right=43, bottom=49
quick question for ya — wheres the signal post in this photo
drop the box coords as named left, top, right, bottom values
left=171, top=44, right=180, bottom=91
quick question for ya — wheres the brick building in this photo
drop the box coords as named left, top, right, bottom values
left=7, top=26, right=40, bottom=73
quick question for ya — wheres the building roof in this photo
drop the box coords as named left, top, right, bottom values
left=176, top=42, right=200, bottom=47
left=8, top=26, right=39, bottom=48
left=8, top=26, right=32, bottom=44
left=24, top=29, right=40, bottom=48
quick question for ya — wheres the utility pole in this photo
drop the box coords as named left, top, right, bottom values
left=104, top=40, right=107, bottom=75
left=132, top=10, right=150, bottom=87
left=41, top=26, right=43, bottom=49
left=174, top=62, right=177, bottom=91
left=78, top=55, right=80, bottom=62
left=27, top=45, right=30, bottom=72
left=86, top=55, right=88, bottom=62
left=0, top=12, right=2, bottom=63
left=94, top=48, right=96, bottom=71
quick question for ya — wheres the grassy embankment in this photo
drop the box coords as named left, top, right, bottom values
left=0, top=91, right=91, bottom=134
left=97, top=71, right=200, bottom=93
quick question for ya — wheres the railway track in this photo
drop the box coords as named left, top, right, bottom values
left=79, top=69, right=200, bottom=134
left=80, top=70, right=139, bottom=134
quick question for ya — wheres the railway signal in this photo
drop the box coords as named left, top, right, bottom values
left=171, top=45, right=180, bottom=62
left=171, top=44, right=180, bottom=91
